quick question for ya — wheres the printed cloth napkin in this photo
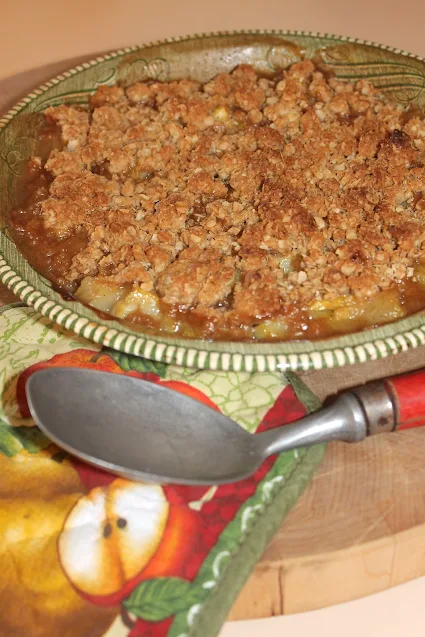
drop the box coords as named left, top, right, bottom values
left=0, top=304, right=325, bottom=637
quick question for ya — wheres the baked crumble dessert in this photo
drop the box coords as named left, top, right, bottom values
left=8, top=60, right=425, bottom=341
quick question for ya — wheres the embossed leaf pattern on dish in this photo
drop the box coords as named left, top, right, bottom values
left=266, top=44, right=302, bottom=71
left=320, top=43, right=425, bottom=105
left=0, top=135, right=39, bottom=176
left=34, top=64, right=118, bottom=112
left=117, top=56, right=171, bottom=87
left=0, top=113, right=45, bottom=175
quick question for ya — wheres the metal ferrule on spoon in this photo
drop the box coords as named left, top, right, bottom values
left=257, top=370, right=425, bottom=460
left=257, top=381, right=392, bottom=457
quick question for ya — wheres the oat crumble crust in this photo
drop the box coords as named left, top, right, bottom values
left=39, top=61, right=425, bottom=333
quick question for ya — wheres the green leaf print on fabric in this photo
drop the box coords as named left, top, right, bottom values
left=105, top=350, right=168, bottom=378
left=124, top=577, right=202, bottom=622
left=0, top=418, right=50, bottom=457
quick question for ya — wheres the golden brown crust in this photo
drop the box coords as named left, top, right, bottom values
left=36, top=62, right=425, bottom=328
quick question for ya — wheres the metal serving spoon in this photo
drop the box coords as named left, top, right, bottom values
left=26, top=367, right=425, bottom=485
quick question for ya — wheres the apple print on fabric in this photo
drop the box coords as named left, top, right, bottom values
left=0, top=305, right=324, bottom=637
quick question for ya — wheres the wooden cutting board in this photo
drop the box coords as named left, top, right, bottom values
left=2, top=61, right=425, bottom=620
left=231, top=403, right=425, bottom=618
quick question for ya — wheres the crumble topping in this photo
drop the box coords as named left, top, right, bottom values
left=36, top=61, right=425, bottom=331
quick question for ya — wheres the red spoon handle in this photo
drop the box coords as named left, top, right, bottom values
left=385, top=369, right=425, bottom=430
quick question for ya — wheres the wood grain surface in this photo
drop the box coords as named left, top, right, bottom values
left=2, top=58, right=425, bottom=620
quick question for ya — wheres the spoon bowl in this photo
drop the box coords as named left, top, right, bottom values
left=26, top=368, right=263, bottom=484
